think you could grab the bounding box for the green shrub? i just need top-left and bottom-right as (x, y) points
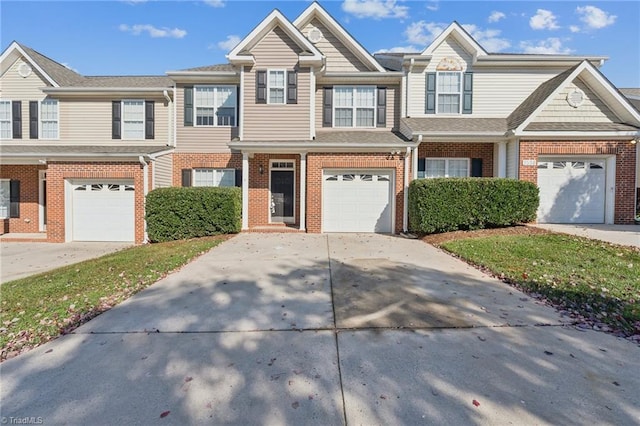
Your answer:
(145, 187), (241, 242)
(408, 178), (539, 234)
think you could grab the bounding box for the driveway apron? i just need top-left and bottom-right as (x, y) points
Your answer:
(1, 233), (638, 425)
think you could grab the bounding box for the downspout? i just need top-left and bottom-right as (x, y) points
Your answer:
(172, 87), (177, 147)
(139, 155), (149, 243)
(405, 58), (414, 118)
(403, 146), (410, 233)
(163, 90), (173, 147)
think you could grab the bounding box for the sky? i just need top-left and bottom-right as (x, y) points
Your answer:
(1, 1), (639, 87)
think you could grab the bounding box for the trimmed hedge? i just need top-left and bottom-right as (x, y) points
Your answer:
(145, 187), (241, 242)
(409, 178), (539, 234)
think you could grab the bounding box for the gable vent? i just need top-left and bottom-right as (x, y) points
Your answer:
(17, 62), (32, 78)
(308, 27), (323, 43)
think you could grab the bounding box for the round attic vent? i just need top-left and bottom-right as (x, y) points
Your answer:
(308, 27), (323, 43)
(17, 62), (32, 78)
(566, 88), (585, 108)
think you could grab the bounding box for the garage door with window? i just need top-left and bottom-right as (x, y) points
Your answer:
(537, 159), (606, 223)
(70, 181), (135, 241)
(322, 170), (393, 233)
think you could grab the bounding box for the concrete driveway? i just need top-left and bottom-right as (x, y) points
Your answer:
(534, 224), (640, 248)
(1, 242), (132, 283)
(1, 234), (638, 425)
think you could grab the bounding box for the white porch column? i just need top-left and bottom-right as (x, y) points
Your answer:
(498, 142), (507, 178)
(412, 146), (419, 179)
(242, 152), (249, 230)
(299, 152), (307, 231)
(403, 148), (410, 233)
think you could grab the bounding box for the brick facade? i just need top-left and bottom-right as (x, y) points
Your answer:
(0, 164), (45, 234)
(418, 142), (494, 177)
(518, 140), (636, 224)
(172, 153), (242, 187)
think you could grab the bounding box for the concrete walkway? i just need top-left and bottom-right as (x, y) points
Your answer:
(1, 234), (638, 425)
(534, 224), (640, 248)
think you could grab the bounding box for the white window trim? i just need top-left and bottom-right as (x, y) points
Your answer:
(269, 159), (296, 224)
(122, 99), (145, 140)
(435, 71), (462, 115)
(194, 85), (237, 127)
(0, 100), (12, 140)
(267, 69), (286, 105)
(192, 168), (236, 187)
(332, 85), (377, 128)
(424, 157), (470, 178)
(39, 99), (59, 140)
(0, 178), (10, 219)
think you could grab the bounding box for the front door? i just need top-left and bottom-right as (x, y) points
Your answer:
(270, 163), (295, 223)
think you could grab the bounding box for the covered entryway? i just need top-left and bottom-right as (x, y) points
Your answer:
(322, 169), (393, 233)
(537, 158), (606, 223)
(69, 180), (135, 241)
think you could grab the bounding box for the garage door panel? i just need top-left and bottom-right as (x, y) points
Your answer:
(537, 159), (606, 224)
(323, 171), (393, 233)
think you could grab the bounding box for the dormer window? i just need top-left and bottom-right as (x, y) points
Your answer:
(437, 72), (461, 114)
(268, 70), (286, 104)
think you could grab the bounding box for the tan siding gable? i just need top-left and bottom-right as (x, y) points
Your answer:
(1, 58), (50, 99)
(301, 19), (370, 72)
(250, 26), (302, 68)
(425, 38), (472, 72)
(175, 84), (236, 153)
(533, 78), (620, 123)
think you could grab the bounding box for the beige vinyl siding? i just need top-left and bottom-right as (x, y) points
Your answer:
(533, 78), (619, 123)
(153, 153), (173, 188)
(314, 83), (400, 131)
(175, 83), (237, 153)
(506, 140), (519, 179)
(0, 58), (50, 140)
(300, 19), (370, 72)
(243, 26), (311, 140)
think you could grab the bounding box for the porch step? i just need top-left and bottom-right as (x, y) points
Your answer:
(245, 225), (305, 233)
(0, 233), (49, 242)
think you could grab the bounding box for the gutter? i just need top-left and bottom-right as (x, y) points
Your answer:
(42, 87), (172, 93)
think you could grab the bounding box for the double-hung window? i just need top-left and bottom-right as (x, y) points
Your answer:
(193, 168), (236, 187)
(423, 158), (469, 178)
(40, 99), (58, 139)
(268, 70), (286, 104)
(334, 86), (376, 128)
(122, 100), (145, 139)
(437, 72), (461, 114)
(0, 100), (12, 139)
(195, 86), (236, 126)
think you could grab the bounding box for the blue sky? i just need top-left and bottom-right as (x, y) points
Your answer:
(2, 1), (638, 87)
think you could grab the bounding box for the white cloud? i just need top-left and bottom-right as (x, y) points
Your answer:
(520, 38), (573, 54)
(530, 9), (560, 30)
(462, 24), (511, 52)
(488, 11), (506, 23)
(122, 0), (147, 4)
(217, 35), (241, 51)
(374, 46), (420, 54)
(119, 24), (187, 39)
(576, 5), (616, 29)
(426, 1), (438, 12)
(404, 21), (447, 45)
(569, 25), (581, 33)
(203, 0), (225, 7)
(341, 0), (408, 20)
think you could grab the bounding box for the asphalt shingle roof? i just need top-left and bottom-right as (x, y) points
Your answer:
(178, 64), (237, 72)
(0, 145), (172, 156)
(401, 117), (508, 134)
(314, 130), (409, 143)
(524, 122), (639, 132)
(18, 43), (86, 86)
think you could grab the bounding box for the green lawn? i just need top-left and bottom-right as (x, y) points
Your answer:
(441, 234), (640, 335)
(0, 236), (228, 360)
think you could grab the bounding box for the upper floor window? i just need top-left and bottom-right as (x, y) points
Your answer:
(39, 99), (58, 139)
(195, 86), (236, 127)
(256, 70), (297, 105)
(268, 70), (286, 104)
(426, 72), (473, 115)
(0, 101), (11, 139)
(193, 168), (236, 187)
(334, 86), (376, 128)
(113, 100), (154, 140)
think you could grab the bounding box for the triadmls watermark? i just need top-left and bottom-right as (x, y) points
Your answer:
(1, 417), (44, 425)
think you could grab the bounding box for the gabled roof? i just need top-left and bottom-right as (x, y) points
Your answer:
(509, 60), (640, 134)
(422, 22), (487, 58)
(293, 2), (385, 72)
(227, 9), (323, 65)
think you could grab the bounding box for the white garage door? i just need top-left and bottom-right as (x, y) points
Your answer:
(537, 159), (606, 223)
(71, 181), (135, 241)
(323, 170), (393, 233)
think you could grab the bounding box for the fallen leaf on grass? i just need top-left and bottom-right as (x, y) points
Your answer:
(472, 399), (480, 407)
(160, 411), (170, 418)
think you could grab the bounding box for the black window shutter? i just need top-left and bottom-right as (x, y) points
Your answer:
(418, 158), (426, 179)
(426, 73), (436, 114)
(471, 158), (483, 177)
(9, 180), (20, 218)
(256, 71), (267, 104)
(29, 101), (38, 139)
(463, 72), (473, 114)
(145, 101), (155, 139)
(322, 87), (333, 127)
(235, 169), (242, 188)
(181, 169), (192, 187)
(12, 101), (22, 139)
(286, 70), (297, 104)
(112, 101), (121, 139)
(184, 86), (193, 126)
(376, 87), (387, 128)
